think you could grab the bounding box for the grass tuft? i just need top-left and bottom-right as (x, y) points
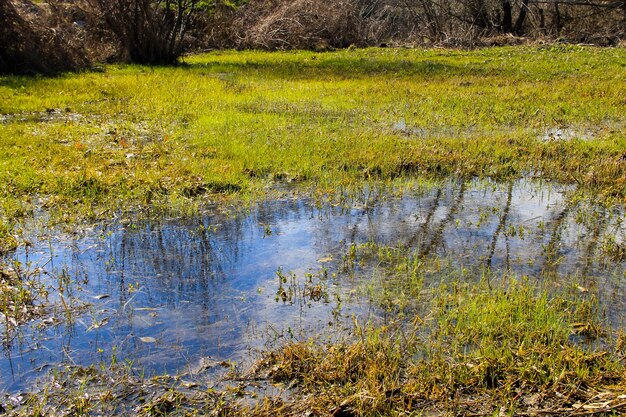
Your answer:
(250, 279), (623, 416)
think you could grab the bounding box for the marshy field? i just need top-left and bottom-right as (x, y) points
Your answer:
(0, 45), (625, 416)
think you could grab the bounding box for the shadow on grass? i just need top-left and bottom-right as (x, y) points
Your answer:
(179, 53), (491, 80)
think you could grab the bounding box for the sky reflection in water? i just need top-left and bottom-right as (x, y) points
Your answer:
(2, 178), (625, 391)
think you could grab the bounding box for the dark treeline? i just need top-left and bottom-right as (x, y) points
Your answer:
(1, 0), (625, 74)
(208, 0), (626, 49)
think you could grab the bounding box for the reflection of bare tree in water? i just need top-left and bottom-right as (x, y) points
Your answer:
(118, 231), (128, 309)
(581, 206), (608, 279)
(108, 199), (318, 314)
(106, 214), (248, 313)
(540, 198), (575, 278)
(485, 182), (514, 270)
(254, 199), (306, 232)
(416, 181), (466, 258)
(408, 187), (443, 249)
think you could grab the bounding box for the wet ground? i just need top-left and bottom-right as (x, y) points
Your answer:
(1, 178), (625, 392)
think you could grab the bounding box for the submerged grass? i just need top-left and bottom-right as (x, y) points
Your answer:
(5, 274), (625, 416)
(0, 260), (47, 335)
(0, 220), (17, 254)
(251, 281), (619, 416)
(0, 45), (625, 229)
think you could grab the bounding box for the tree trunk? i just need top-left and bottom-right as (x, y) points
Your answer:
(501, 0), (513, 33)
(514, 0), (529, 35)
(553, 2), (561, 34)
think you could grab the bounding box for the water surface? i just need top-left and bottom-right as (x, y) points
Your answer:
(2, 178), (624, 391)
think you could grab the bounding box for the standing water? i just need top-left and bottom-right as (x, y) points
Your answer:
(1, 178), (625, 391)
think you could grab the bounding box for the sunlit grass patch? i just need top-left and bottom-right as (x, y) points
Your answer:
(250, 278), (623, 416)
(1, 46), (625, 230)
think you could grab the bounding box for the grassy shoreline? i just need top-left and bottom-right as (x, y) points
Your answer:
(5, 269), (626, 416)
(1, 46), (626, 415)
(1, 46), (625, 232)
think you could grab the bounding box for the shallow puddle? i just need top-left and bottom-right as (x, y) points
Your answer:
(1, 178), (625, 391)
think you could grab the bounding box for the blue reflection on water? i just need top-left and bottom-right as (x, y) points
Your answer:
(1, 179), (624, 391)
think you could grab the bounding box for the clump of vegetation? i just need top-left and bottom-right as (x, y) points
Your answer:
(247, 280), (624, 416)
(0, 220), (17, 254)
(0, 0), (90, 74)
(0, 260), (46, 332)
(0, 0), (240, 73)
(83, 0), (217, 65)
(211, 0), (626, 49)
(1, 363), (226, 416)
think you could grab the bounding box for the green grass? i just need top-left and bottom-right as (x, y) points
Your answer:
(0, 45), (625, 228)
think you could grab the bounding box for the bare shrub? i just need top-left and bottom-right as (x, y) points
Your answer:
(0, 0), (90, 74)
(205, 0), (625, 50)
(83, 0), (206, 65)
(226, 0), (363, 49)
(534, 1), (625, 44)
